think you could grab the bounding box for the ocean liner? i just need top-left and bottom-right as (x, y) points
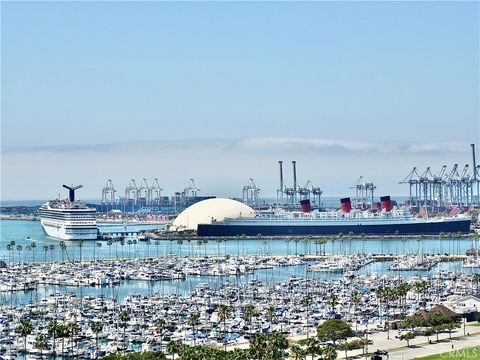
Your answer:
(39, 185), (98, 240)
(197, 197), (471, 237)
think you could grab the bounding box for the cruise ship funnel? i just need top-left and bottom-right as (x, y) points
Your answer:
(300, 199), (311, 213)
(340, 198), (352, 213)
(380, 196), (393, 212)
(62, 184), (83, 202)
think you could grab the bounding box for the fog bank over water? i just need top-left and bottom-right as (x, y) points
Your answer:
(1, 137), (475, 200)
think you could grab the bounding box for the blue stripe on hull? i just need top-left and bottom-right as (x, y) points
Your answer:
(197, 220), (471, 237)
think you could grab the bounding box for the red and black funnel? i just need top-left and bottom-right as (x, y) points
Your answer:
(380, 196), (393, 212)
(300, 199), (311, 213)
(340, 198), (352, 213)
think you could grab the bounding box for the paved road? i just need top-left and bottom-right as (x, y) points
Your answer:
(346, 324), (480, 359)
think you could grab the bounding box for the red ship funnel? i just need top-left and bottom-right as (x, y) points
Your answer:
(300, 199), (311, 213)
(340, 198), (352, 213)
(380, 196), (393, 212)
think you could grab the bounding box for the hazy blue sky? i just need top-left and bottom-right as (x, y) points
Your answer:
(1, 2), (479, 200)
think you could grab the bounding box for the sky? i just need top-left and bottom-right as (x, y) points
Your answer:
(1, 2), (479, 200)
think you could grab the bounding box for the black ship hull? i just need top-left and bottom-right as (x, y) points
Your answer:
(197, 219), (471, 237)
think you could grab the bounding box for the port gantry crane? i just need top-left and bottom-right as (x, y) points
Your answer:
(351, 176), (376, 209)
(101, 179), (117, 211)
(151, 178), (164, 205)
(138, 178), (151, 205)
(184, 178), (199, 199)
(400, 167), (421, 208)
(124, 179), (139, 212)
(242, 178), (260, 207)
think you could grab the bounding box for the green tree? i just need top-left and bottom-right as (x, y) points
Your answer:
(18, 320), (33, 353)
(322, 345), (337, 360)
(249, 332), (288, 360)
(304, 337), (322, 360)
(218, 304), (231, 351)
(244, 304), (257, 337)
(399, 332), (416, 347)
(67, 321), (80, 356)
(34, 334), (49, 357)
(289, 344), (306, 360)
(120, 309), (131, 353)
(267, 304), (276, 330)
(301, 295), (313, 337)
(316, 319), (353, 346)
(337, 339), (362, 360)
(167, 340), (180, 360)
(47, 320), (60, 357)
(156, 318), (166, 353)
(187, 313), (200, 346)
(91, 321), (104, 358)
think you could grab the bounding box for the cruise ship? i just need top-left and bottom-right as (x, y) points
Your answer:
(197, 197), (471, 237)
(39, 185), (98, 240)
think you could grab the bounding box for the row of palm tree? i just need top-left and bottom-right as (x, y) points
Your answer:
(6, 230), (479, 264)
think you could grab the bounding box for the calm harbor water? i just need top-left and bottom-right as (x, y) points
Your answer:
(1, 219), (478, 307)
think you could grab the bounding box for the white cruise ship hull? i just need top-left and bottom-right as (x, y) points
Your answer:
(41, 219), (98, 240)
(39, 200), (98, 241)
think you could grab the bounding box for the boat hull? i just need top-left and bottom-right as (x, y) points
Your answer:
(197, 219), (471, 237)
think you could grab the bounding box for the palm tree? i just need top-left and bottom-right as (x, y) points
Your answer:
(107, 239), (113, 259)
(294, 238), (300, 255)
(127, 239), (133, 258)
(47, 320), (60, 357)
(305, 337), (322, 360)
(301, 295), (313, 337)
(350, 290), (361, 331)
(59, 241), (66, 262)
(322, 345), (337, 360)
(16, 245), (23, 264)
(34, 334), (49, 357)
(8, 241), (15, 262)
(177, 239), (183, 257)
(244, 303), (257, 337)
(267, 305), (276, 330)
(119, 309), (130, 353)
(67, 321), (80, 356)
(155, 240), (161, 258)
(202, 239), (208, 256)
(57, 323), (69, 357)
(167, 340), (179, 360)
(414, 280), (428, 304)
(95, 242), (102, 261)
(156, 318), (166, 352)
(330, 293), (339, 316)
(31, 242), (37, 263)
(218, 304), (231, 351)
(18, 320), (33, 353)
(290, 344), (306, 360)
(90, 321), (104, 358)
(132, 239), (138, 257)
(187, 313), (200, 345)
(26, 245), (31, 263)
(145, 239), (151, 258)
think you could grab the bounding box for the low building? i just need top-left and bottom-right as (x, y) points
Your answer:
(443, 294), (480, 321)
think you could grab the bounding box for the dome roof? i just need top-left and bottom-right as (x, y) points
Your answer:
(172, 198), (255, 231)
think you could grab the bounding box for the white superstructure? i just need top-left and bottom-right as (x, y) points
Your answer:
(39, 185), (97, 240)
